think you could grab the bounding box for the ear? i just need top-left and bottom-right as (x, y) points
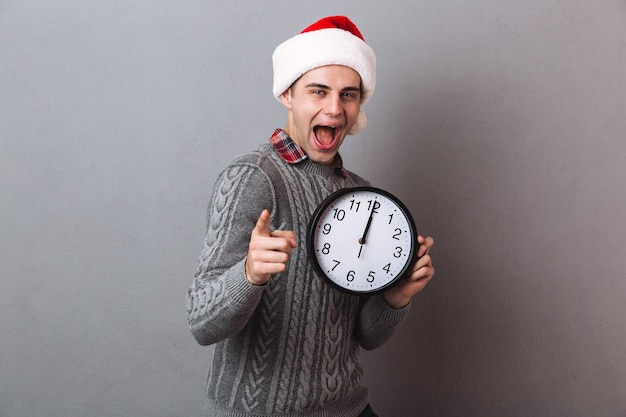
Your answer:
(279, 89), (292, 109)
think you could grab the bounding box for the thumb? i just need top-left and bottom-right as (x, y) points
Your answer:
(253, 209), (271, 237)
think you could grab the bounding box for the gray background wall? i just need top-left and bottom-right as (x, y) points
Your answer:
(1, 1), (625, 416)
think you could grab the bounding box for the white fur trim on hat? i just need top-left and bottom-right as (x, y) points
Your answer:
(348, 109), (367, 135)
(272, 25), (376, 105)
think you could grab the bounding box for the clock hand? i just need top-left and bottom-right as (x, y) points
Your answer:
(359, 212), (374, 245)
(358, 201), (379, 245)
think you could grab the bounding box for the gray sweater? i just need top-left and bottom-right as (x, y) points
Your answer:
(186, 142), (410, 417)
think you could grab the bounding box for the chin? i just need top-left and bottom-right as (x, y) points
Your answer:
(311, 153), (337, 165)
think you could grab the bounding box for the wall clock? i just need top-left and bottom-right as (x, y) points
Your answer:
(307, 186), (418, 295)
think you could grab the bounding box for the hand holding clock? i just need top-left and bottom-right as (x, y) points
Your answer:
(382, 235), (435, 309)
(245, 209), (297, 286)
(245, 195), (435, 307)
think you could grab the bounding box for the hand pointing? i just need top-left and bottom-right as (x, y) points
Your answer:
(245, 209), (297, 285)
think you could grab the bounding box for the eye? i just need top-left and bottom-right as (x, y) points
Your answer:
(341, 91), (359, 100)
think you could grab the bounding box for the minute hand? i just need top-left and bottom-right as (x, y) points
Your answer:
(358, 206), (376, 245)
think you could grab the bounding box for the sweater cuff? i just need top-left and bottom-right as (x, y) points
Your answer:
(372, 294), (411, 325)
(226, 258), (265, 306)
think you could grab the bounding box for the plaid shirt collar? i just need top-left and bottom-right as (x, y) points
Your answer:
(269, 129), (346, 177)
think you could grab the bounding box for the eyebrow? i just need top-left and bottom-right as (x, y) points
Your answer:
(304, 83), (361, 93)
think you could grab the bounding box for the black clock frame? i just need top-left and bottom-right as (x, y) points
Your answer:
(306, 186), (418, 295)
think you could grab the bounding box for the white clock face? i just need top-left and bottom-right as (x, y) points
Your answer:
(307, 187), (417, 294)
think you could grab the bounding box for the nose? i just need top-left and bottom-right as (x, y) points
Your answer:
(324, 94), (342, 117)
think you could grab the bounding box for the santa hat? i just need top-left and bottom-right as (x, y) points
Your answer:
(272, 16), (376, 134)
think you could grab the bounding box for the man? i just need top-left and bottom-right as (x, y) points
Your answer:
(186, 16), (435, 417)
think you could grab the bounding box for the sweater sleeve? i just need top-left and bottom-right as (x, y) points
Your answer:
(186, 161), (276, 346)
(354, 294), (412, 350)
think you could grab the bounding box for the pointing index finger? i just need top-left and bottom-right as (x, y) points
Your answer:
(254, 209), (272, 237)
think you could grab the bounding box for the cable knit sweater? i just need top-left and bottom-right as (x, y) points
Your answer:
(186, 141), (411, 417)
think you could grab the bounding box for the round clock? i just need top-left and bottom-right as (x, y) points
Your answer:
(307, 186), (418, 295)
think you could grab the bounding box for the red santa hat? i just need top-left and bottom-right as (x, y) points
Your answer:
(272, 16), (377, 134)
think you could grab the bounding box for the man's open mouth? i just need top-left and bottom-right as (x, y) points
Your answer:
(313, 126), (340, 149)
